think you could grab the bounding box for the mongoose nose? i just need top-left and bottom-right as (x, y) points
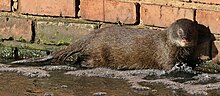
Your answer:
(182, 37), (191, 42)
(182, 39), (187, 43)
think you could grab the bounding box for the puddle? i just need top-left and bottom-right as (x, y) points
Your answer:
(0, 60), (220, 95)
(0, 72), (140, 96)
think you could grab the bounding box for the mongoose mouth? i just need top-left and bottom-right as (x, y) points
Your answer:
(178, 39), (193, 47)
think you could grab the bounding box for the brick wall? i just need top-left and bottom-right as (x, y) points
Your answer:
(0, 0), (220, 62)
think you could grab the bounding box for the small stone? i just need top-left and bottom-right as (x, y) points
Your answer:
(40, 65), (77, 71)
(152, 89), (157, 92)
(93, 92), (107, 96)
(44, 92), (54, 96)
(0, 64), (10, 68)
(131, 86), (150, 91)
(61, 85), (68, 88)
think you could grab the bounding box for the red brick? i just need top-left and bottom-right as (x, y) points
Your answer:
(180, 0), (191, 2)
(141, 4), (194, 27)
(196, 10), (220, 34)
(140, 4), (161, 26)
(18, 0), (76, 17)
(104, 1), (137, 24)
(0, 17), (32, 41)
(81, 0), (137, 24)
(192, 0), (220, 4)
(81, 0), (104, 21)
(0, 0), (11, 11)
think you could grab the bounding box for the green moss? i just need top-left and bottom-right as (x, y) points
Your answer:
(194, 61), (220, 73)
(0, 45), (14, 59)
(18, 48), (48, 59)
(16, 37), (27, 43)
(0, 42), (59, 59)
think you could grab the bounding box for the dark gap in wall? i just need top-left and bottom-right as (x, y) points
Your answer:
(13, 47), (19, 59)
(159, 5), (162, 19)
(31, 21), (36, 43)
(10, 0), (13, 11)
(134, 3), (140, 25)
(75, 0), (80, 18)
(21, 13), (78, 19)
(193, 9), (196, 22)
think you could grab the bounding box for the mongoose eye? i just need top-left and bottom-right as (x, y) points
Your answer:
(177, 29), (183, 35)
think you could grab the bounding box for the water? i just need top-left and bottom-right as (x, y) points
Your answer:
(0, 72), (139, 96)
(0, 59), (220, 96)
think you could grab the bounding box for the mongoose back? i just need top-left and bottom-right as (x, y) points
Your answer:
(12, 19), (198, 70)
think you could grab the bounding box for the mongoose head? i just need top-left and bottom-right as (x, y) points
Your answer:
(167, 18), (198, 47)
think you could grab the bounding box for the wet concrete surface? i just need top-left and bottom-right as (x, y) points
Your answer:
(0, 72), (140, 96)
(0, 62), (220, 96)
(0, 71), (192, 96)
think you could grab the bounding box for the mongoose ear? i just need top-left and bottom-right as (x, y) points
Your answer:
(194, 20), (198, 24)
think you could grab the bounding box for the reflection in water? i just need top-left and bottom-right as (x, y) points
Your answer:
(0, 59), (220, 95)
(0, 72), (140, 96)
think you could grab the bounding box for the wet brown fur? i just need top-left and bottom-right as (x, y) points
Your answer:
(12, 19), (198, 70)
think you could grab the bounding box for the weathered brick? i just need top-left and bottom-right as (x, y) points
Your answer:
(18, 0), (76, 17)
(81, 0), (104, 21)
(179, 0), (191, 2)
(196, 10), (220, 34)
(35, 21), (99, 45)
(81, 0), (137, 24)
(141, 4), (194, 27)
(0, 0), (11, 11)
(0, 17), (32, 41)
(104, 1), (137, 24)
(192, 0), (220, 4)
(140, 4), (161, 26)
